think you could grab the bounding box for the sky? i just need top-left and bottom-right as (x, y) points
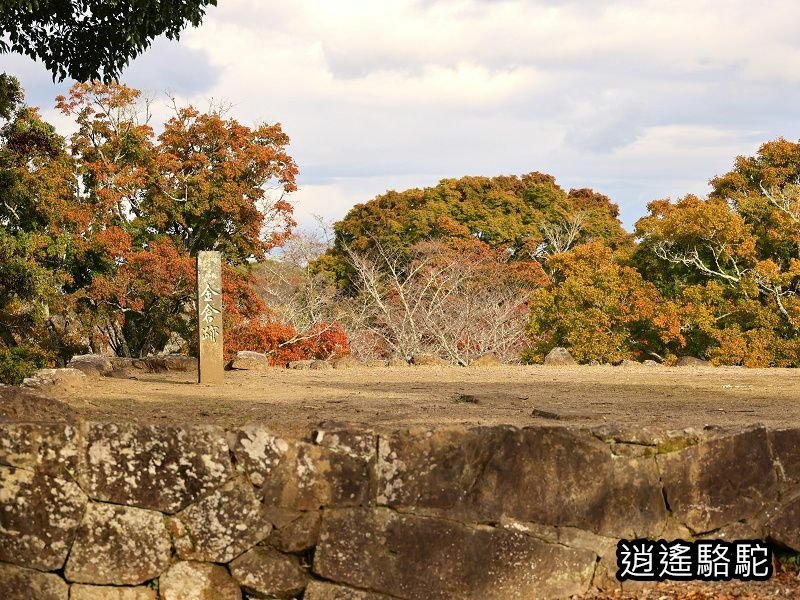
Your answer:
(5, 0), (800, 232)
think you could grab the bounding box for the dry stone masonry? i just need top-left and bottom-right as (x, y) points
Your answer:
(1, 419), (799, 599)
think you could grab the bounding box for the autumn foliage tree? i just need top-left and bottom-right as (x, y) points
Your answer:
(635, 139), (800, 366)
(525, 242), (682, 364)
(0, 79), (325, 381)
(316, 173), (631, 289)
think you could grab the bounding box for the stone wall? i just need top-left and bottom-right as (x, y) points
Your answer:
(1, 420), (798, 599)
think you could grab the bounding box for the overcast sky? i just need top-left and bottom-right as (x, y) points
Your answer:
(6, 0), (800, 231)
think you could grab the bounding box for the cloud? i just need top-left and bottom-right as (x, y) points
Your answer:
(7, 0), (800, 231)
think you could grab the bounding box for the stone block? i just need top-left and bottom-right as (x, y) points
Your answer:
(314, 508), (596, 599)
(264, 507), (321, 552)
(261, 441), (372, 511)
(466, 426), (666, 537)
(0, 562), (68, 600)
(0, 421), (79, 477)
(376, 427), (502, 510)
(768, 495), (800, 552)
(159, 561), (241, 600)
(79, 422), (233, 513)
(304, 582), (397, 600)
(0, 465), (87, 571)
(169, 477), (272, 563)
(70, 584), (157, 600)
(64, 502), (171, 585)
(769, 427), (800, 484)
(658, 427), (778, 533)
(228, 425), (290, 487)
(229, 547), (309, 598)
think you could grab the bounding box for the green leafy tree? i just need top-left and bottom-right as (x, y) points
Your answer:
(0, 0), (218, 81)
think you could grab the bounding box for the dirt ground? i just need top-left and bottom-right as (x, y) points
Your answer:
(18, 363), (800, 437)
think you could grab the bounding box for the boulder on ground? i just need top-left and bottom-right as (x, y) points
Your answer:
(364, 359), (388, 367)
(228, 350), (269, 371)
(288, 359), (314, 370)
(470, 353), (501, 367)
(162, 354), (197, 371)
(332, 356), (362, 369)
(674, 356), (712, 367)
(22, 368), (86, 394)
(642, 359), (662, 367)
(410, 353), (448, 366)
(543, 347), (575, 366)
(614, 359), (642, 368)
(310, 359), (332, 370)
(159, 561), (241, 600)
(67, 354), (113, 377)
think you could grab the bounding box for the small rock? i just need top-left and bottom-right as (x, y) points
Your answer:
(229, 547), (309, 598)
(674, 356), (712, 367)
(332, 356), (362, 369)
(228, 350), (269, 371)
(469, 353), (501, 367)
(543, 347), (575, 366)
(22, 368), (86, 395)
(532, 408), (561, 420)
(70, 584), (157, 600)
(642, 359), (661, 367)
(410, 353), (448, 366)
(310, 359), (332, 370)
(67, 354), (113, 377)
(0, 562), (68, 600)
(159, 561), (242, 600)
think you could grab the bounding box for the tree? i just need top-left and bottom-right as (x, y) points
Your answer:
(526, 242), (682, 364)
(634, 139), (800, 366)
(316, 173), (631, 289)
(51, 81), (299, 357)
(344, 238), (545, 363)
(0, 78), (83, 379)
(0, 0), (218, 81)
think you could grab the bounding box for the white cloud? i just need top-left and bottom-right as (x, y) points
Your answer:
(10, 0), (800, 230)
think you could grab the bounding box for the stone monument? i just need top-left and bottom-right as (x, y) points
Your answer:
(197, 251), (224, 384)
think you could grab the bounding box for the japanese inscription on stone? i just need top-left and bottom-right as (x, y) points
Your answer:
(197, 251), (224, 384)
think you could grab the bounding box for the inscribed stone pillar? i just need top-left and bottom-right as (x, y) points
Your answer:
(197, 251), (224, 384)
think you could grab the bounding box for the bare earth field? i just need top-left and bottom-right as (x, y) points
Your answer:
(38, 363), (800, 437)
